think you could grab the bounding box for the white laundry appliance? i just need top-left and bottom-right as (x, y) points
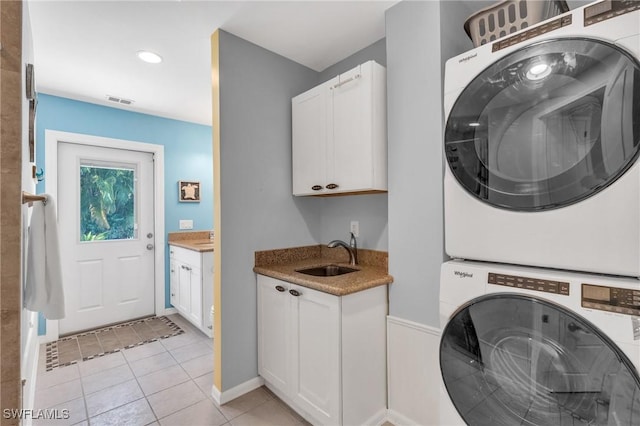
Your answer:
(439, 259), (640, 425)
(443, 1), (640, 276)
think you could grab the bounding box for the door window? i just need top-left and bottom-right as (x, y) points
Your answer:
(80, 163), (136, 241)
(445, 38), (640, 210)
(440, 294), (640, 425)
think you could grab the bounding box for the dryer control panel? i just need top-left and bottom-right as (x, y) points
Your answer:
(582, 283), (640, 316)
(584, 0), (640, 27)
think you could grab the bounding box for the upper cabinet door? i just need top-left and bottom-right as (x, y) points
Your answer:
(292, 61), (387, 196)
(292, 78), (336, 196)
(331, 63), (374, 192)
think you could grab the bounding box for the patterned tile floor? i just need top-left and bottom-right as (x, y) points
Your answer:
(34, 314), (396, 426)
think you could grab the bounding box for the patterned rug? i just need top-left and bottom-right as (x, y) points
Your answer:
(44, 316), (184, 371)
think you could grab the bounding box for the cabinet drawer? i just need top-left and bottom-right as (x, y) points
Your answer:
(169, 245), (202, 267)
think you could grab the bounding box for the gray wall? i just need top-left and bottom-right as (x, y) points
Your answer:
(318, 37), (386, 83)
(386, 0), (445, 327)
(217, 30), (321, 390)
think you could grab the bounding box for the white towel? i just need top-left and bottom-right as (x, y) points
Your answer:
(25, 194), (65, 320)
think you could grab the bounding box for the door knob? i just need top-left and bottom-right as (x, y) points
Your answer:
(146, 244), (154, 250)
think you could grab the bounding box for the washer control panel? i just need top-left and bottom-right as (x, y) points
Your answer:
(582, 284), (640, 316)
(488, 273), (570, 295)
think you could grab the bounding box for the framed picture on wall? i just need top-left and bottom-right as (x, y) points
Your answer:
(179, 180), (200, 202)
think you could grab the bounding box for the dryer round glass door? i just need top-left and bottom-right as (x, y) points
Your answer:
(440, 294), (640, 425)
(445, 38), (640, 211)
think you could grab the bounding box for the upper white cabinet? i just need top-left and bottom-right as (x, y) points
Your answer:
(292, 61), (387, 196)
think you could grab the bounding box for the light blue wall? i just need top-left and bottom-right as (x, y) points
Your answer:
(35, 94), (213, 334)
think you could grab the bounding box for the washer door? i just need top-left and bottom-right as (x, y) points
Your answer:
(440, 294), (640, 425)
(445, 38), (640, 211)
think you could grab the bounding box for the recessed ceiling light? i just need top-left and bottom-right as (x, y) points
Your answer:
(468, 122), (481, 127)
(137, 50), (162, 64)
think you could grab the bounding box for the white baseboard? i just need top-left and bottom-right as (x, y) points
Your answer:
(387, 408), (426, 426)
(211, 376), (265, 406)
(161, 307), (178, 316)
(387, 316), (441, 426)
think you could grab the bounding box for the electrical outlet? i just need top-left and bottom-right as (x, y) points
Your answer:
(179, 219), (193, 230)
(350, 221), (359, 238)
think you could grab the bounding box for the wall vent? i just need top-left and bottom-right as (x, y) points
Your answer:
(106, 95), (134, 105)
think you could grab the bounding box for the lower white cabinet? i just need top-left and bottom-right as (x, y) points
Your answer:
(257, 274), (387, 426)
(169, 245), (213, 337)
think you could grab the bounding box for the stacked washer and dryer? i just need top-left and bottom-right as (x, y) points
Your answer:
(439, 1), (640, 425)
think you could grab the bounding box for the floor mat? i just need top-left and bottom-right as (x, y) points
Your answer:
(44, 316), (184, 371)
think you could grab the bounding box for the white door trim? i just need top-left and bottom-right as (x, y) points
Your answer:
(44, 129), (165, 342)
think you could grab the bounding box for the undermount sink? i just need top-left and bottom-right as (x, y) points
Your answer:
(296, 264), (359, 277)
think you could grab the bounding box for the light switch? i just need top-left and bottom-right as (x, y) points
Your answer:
(179, 220), (193, 230)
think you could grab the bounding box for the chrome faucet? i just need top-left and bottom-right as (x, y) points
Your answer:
(327, 238), (357, 266)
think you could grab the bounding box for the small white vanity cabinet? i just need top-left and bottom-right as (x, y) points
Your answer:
(292, 60), (387, 196)
(169, 245), (213, 337)
(257, 274), (387, 426)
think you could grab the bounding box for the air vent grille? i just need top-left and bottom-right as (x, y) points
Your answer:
(106, 95), (134, 105)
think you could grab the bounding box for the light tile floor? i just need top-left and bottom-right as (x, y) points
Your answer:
(33, 314), (309, 426)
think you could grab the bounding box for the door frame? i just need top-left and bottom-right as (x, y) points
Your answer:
(43, 129), (166, 342)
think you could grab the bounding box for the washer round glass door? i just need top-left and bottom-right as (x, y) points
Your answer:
(445, 38), (640, 211)
(440, 294), (640, 425)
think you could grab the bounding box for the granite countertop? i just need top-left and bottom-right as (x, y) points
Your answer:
(253, 245), (393, 296)
(168, 231), (214, 252)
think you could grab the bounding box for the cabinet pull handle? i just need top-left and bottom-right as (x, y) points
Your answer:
(289, 289), (301, 297)
(332, 74), (360, 89)
(326, 183), (339, 190)
(181, 265), (192, 271)
(275, 285), (286, 292)
(311, 185), (323, 191)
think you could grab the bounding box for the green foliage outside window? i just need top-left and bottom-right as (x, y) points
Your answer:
(80, 166), (135, 241)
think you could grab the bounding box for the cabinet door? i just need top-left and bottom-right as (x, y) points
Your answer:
(188, 266), (202, 327)
(257, 276), (290, 393)
(169, 259), (178, 307)
(330, 63), (373, 193)
(289, 283), (341, 425)
(177, 263), (191, 314)
(292, 78), (336, 195)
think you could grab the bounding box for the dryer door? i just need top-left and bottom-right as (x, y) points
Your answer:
(440, 294), (640, 425)
(445, 38), (640, 211)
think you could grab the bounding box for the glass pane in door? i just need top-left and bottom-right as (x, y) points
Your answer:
(80, 165), (136, 241)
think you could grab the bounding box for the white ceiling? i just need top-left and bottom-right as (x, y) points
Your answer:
(27, 0), (396, 126)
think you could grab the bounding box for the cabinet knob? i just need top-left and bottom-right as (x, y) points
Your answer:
(289, 289), (301, 297)
(275, 285), (286, 292)
(171, 293), (175, 297)
(326, 183), (339, 190)
(311, 185), (323, 191)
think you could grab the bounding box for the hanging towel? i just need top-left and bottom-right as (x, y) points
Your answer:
(25, 194), (65, 320)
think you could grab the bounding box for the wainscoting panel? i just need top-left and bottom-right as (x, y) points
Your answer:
(387, 316), (441, 426)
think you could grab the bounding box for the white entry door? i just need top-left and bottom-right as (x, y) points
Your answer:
(58, 142), (155, 335)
